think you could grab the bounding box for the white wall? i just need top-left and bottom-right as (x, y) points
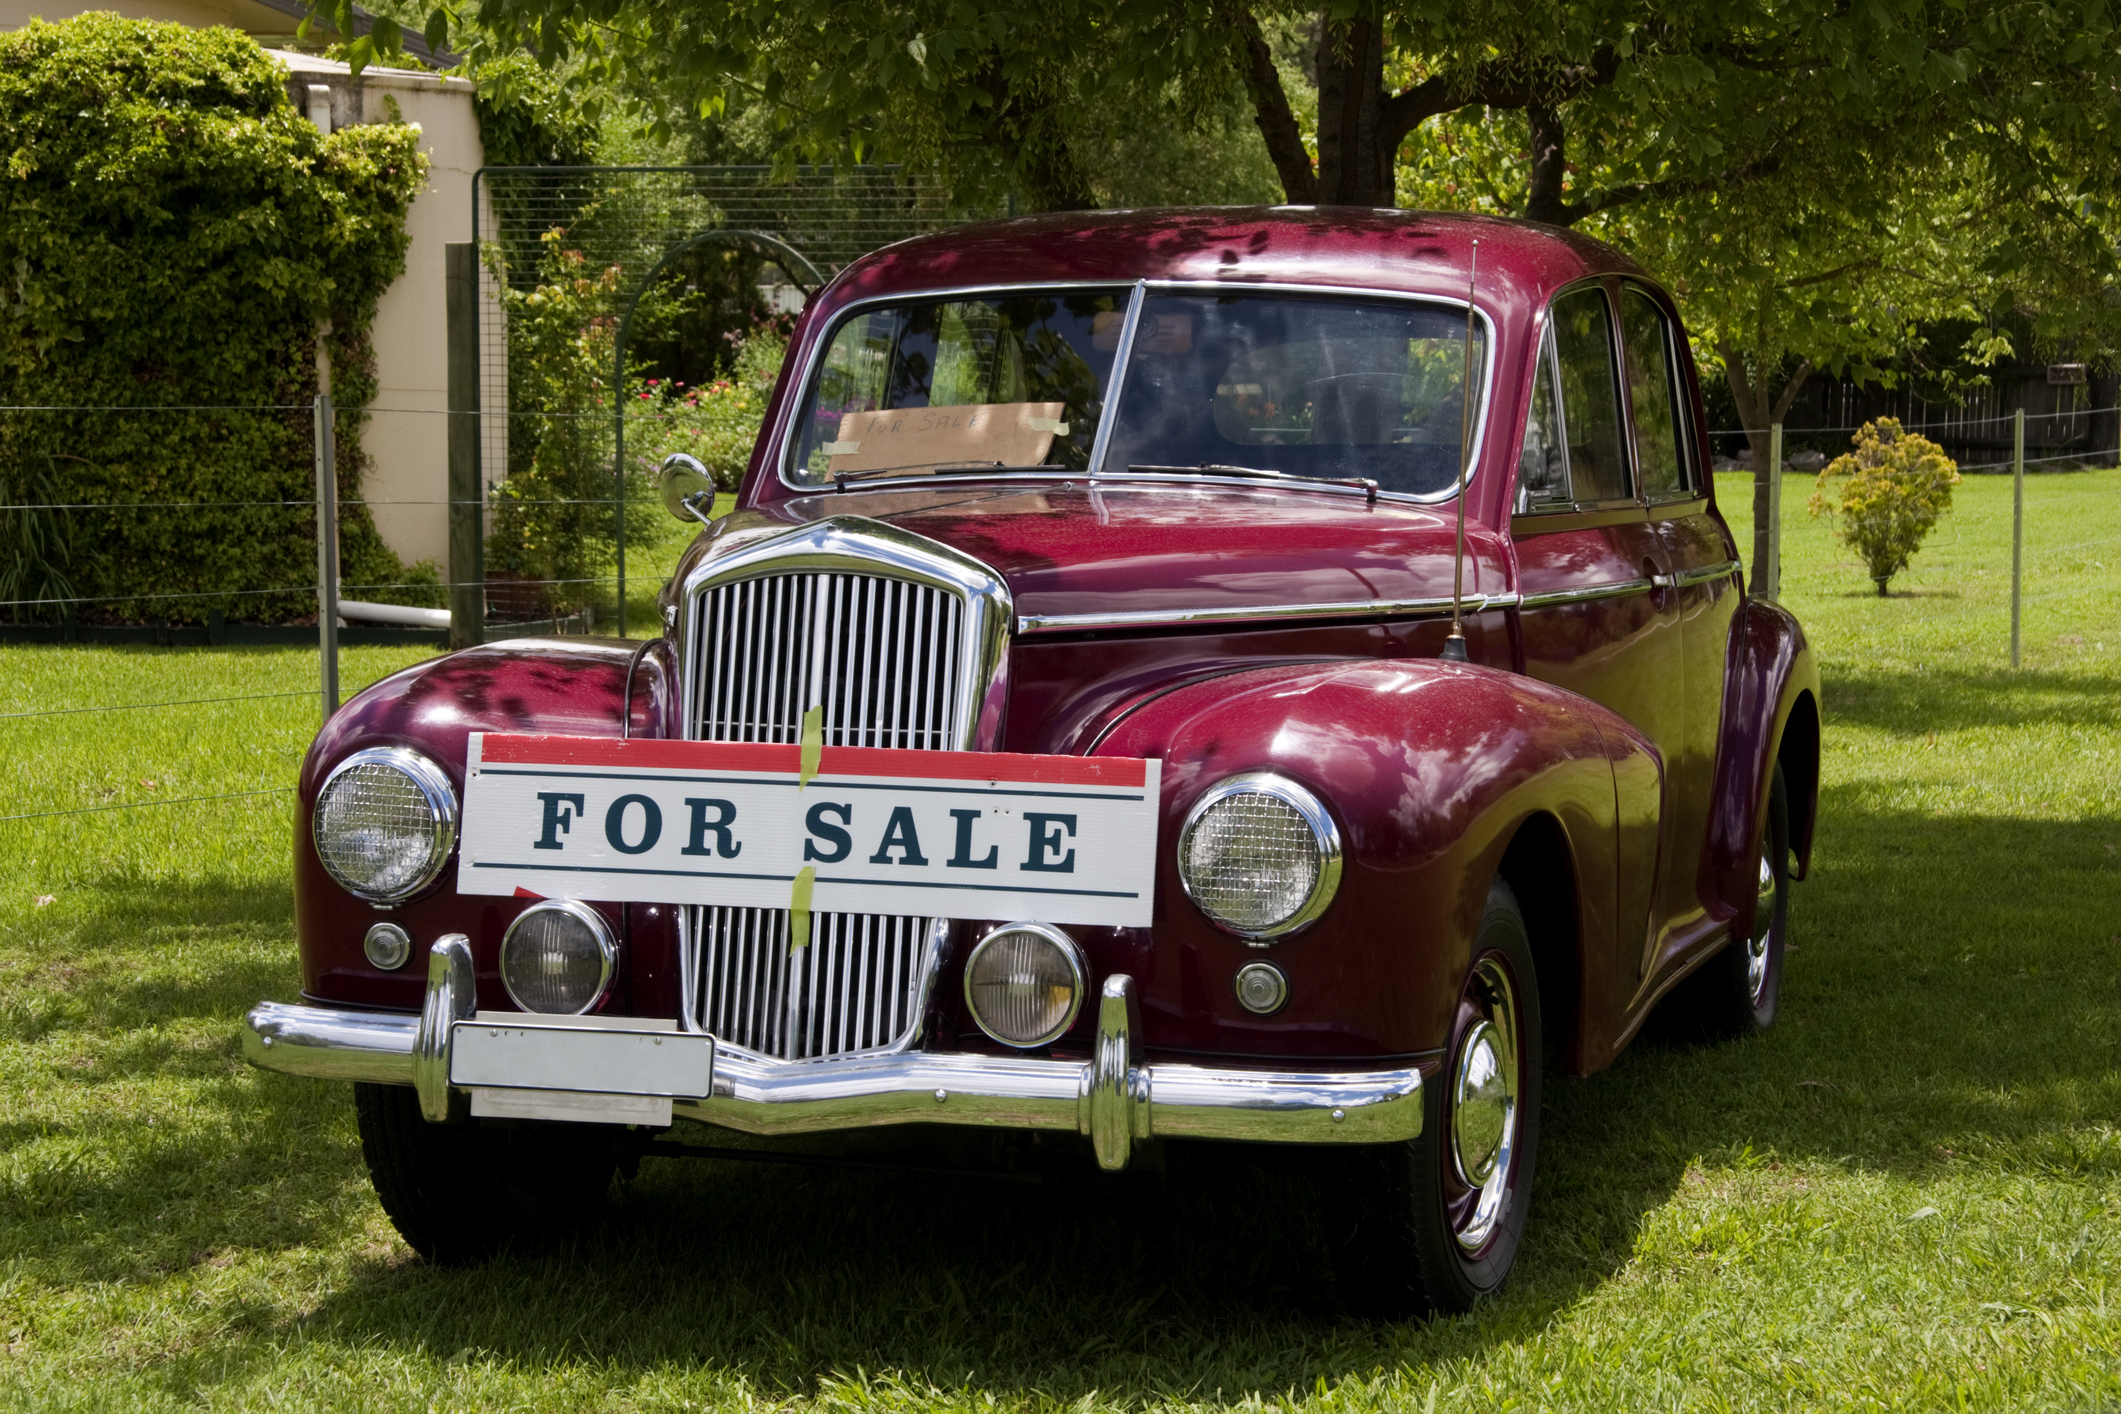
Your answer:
(277, 52), (485, 572)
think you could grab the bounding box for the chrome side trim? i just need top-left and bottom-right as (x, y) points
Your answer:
(1083, 280), (1145, 480)
(1017, 591), (1517, 635)
(1518, 577), (1656, 610)
(242, 975), (1426, 1159)
(1673, 557), (1742, 587)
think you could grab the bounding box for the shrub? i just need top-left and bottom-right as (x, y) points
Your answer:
(0, 15), (427, 623)
(1807, 417), (1961, 595)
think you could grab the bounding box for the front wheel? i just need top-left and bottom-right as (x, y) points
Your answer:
(354, 1083), (621, 1265)
(1321, 877), (1543, 1317)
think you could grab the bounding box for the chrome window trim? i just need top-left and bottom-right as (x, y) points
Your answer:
(498, 898), (618, 1016)
(776, 279), (1498, 507)
(962, 921), (1088, 1050)
(311, 745), (459, 904)
(1619, 280), (1700, 503)
(1517, 577), (1657, 609)
(675, 514), (1014, 755)
(1177, 770), (1345, 943)
(1018, 591), (1517, 635)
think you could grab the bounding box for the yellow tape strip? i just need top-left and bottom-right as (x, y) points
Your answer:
(788, 864), (815, 954)
(798, 703), (823, 789)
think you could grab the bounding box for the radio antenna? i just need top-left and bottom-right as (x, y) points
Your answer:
(1441, 238), (1479, 663)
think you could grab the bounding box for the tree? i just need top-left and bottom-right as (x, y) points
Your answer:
(1807, 418), (1960, 594)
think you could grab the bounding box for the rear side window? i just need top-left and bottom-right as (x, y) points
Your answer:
(1549, 287), (1631, 504)
(1621, 286), (1692, 499)
(1516, 332), (1568, 510)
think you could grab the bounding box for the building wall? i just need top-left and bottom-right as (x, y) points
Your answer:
(279, 51), (485, 572)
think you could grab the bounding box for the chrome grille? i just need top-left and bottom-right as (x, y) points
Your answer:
(690, 906), (936, 1060)
(690, 571), (967, 748)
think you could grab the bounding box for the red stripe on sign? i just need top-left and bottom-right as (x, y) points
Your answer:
(477, 734), (1147, 787)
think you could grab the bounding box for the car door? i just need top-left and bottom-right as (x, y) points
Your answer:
(1510, 281), (1682, 982)
(1617, 283), (1745, 972)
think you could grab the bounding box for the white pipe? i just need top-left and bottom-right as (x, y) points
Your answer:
(338, 599), (451, 629)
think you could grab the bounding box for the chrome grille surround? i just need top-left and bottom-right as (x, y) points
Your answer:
(675, 515), (1013, 1060)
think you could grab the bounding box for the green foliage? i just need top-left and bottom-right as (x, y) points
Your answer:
(623, 319), (791, 492)
(0, 15), (427, 624)
(466, 52), (600, 169)
(1808, 418), (1962, 595)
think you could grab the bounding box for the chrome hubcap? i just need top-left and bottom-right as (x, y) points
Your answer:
(1747, 851), (1778, 1006)
(1449, 959), (1519, 1253)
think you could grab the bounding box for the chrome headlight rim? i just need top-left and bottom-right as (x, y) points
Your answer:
(499, 898), (619, 1016)
(962, 921), (1087, 1050)
(1176, 770), (1344, 943)
(311, 745), (459, 904)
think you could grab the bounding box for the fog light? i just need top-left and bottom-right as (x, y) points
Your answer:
(363, 921), (412, 971)
(963, 922), (1085, 1048)
(1234, 960), (1288, 1015)
(312, 747), (457, 903)
(1177, 772), (1342, 940)
(500, 899), (616, 1015)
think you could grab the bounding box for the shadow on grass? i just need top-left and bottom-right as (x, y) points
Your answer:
(34, 793), (2121, 1397)
(1822, 660), (2121, 735)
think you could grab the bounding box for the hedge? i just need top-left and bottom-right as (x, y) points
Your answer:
(0, 14), (428, 623)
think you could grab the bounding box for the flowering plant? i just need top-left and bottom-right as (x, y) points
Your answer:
(1807, 418), (1960, 595)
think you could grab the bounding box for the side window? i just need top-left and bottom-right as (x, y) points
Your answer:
(1549, 287), (1631, 503)
(1515, 331), (1569, 511)
(1621, 286), (1692, 499)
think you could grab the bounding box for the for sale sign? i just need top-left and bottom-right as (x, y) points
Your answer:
(458, 734), (1161, 928)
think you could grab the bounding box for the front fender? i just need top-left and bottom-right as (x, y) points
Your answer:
(1092, 659), (1657, 1062)
(1703, 597), (1822, 935)
(294, 638), (678, 1015)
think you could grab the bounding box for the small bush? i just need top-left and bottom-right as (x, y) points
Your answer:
(1808, 418), (1961, 595)
(0, 15), (427, 623)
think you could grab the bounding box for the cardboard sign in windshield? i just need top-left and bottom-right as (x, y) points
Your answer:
(823, 400), (1067, 476)
(458, 734), (1160, 929)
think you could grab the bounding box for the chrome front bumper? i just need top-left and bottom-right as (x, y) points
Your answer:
(244, 937), (1423, 1171)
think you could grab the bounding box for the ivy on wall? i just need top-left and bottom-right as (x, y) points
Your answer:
(0, 15), (428, 623)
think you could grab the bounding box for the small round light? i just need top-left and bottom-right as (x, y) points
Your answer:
(500, 899), (617, 1015)
(1234, 960), (1289, 1015)
(363, 921), (412, 971)
(312, 747), (457, 903)
(963, 922), (1085, 1049)
(1177, 772), (1342, 940)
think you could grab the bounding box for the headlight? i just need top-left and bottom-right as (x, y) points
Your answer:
(312, 747), (458, 903)
(1177, 771), (1342, 940)
(962, 922), (1085, 1048)
(500, 899), (617, 1015)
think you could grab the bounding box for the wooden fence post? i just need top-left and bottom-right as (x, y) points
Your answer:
(446, 242), (484, 650)
(315, 391), (339, 718)
(1752, 423), (1783, 599)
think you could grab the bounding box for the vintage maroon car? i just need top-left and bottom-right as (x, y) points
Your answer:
(245, 208), (1819, 1314)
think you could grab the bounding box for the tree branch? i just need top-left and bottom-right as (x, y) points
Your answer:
(1556, 155), (1783, 224)
(1222, 3), (1319, 204)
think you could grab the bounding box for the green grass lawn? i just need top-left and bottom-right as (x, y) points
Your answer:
(1, 470), (2117, 1409)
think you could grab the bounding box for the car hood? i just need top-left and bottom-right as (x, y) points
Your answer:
(677, 480), (1509, 626)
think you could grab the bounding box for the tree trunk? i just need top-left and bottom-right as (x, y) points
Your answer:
(2090, 366), (2120, 468)
(1522, 103), (1570, 225)
(1312, 12), (1395, 206)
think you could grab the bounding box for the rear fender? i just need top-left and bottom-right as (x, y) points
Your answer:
(1093, 660), (1659, 1065)
(1703, 597), (1822, 933)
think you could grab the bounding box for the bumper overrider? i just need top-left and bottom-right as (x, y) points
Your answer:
(244, 937), (1422, 1171)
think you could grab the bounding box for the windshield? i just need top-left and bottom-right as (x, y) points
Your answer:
(787, 289), (1129, 486)
(785, 287), (1485, 497)
(1100, 293), (1485, 497)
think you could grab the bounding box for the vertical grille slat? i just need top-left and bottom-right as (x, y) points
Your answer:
(683, 565), (972, 1060)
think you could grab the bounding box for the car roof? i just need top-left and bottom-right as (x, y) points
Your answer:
(820, 207), (1647, 312)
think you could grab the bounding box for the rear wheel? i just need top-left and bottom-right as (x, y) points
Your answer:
(1322, 877), (1543, 1317)
(1670, 763), (1790, 1039)
(354, 1083), (620, 1265)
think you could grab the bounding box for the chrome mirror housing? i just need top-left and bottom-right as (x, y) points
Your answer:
(659, 453), (717, 524)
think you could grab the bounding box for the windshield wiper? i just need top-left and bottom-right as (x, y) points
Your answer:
(833, 462), (1071, 490)
(1124, 463), (1379, 503)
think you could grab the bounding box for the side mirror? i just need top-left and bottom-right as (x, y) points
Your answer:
(658, 454), (717, 525)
